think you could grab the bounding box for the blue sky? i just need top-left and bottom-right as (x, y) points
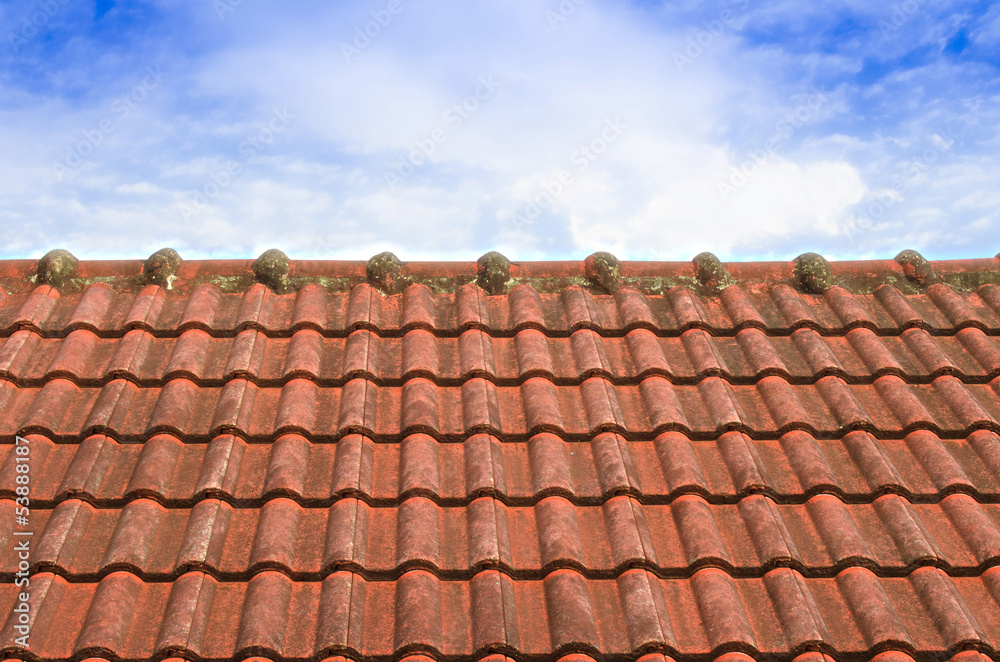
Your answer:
(0, 0), (997, 261)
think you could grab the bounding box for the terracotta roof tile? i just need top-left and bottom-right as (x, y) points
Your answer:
(5, 254), (1000, 662)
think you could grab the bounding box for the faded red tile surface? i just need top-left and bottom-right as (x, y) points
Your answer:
(3, 257), (1000, 662)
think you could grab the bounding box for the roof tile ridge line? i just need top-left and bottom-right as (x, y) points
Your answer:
(14, 420), (1000, 449)
(10, 321), (1000, 340)
(18, 556), (1000, 587)
(8, 251), (1000, 274)
(1, 651), (987, 662)
(5, 423), (997, 448)
(11, 369), (999, 396)
(23, 560), (1000, 589)
(3, 352), (996, 393)
(20, 485), (1000, 516)
(6, 271), (1000, 319)
(8, 340), (1000, 388)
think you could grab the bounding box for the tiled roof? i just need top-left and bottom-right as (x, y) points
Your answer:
(4, 249), (1000, 662)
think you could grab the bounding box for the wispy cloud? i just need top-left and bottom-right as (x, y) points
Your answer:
(0, 0), (996, 261)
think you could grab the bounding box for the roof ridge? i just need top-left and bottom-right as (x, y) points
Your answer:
(1, 249), (998, 295)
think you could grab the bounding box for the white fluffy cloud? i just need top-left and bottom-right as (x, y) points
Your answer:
(0, 0), (996, 260)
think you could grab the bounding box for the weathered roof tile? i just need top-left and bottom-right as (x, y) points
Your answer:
(4, 255), (1000, 662)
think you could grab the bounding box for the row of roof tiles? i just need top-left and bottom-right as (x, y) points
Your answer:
(7, 247), (994, 296)
(5, 492), (1000, 579)
(4, 279), (1000, 336)
(7, 326), (1000, 387)
(5, 430), (999, 505)
(188, 654), (998, 662)
(4, 566), (1000, 658)
(5, 374), (1000, 441)
(5, 255), (1000, 662)
(15, 653), (989, 662)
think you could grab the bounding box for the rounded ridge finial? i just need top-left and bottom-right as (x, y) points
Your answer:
(140, 248), (182, 288)
(366, 251), (405, 294)
(793, 252), (833, 294)
(253, 248), (291, 292)
(36, 249), (78, 288)
(476, 251), (512, 295)
(894, 249), (935, 285)
(692, 252), (733, 291)
(584, 251), (621, 293)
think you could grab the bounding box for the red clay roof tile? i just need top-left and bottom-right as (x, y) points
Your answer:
(4, 254), (1000, 662)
